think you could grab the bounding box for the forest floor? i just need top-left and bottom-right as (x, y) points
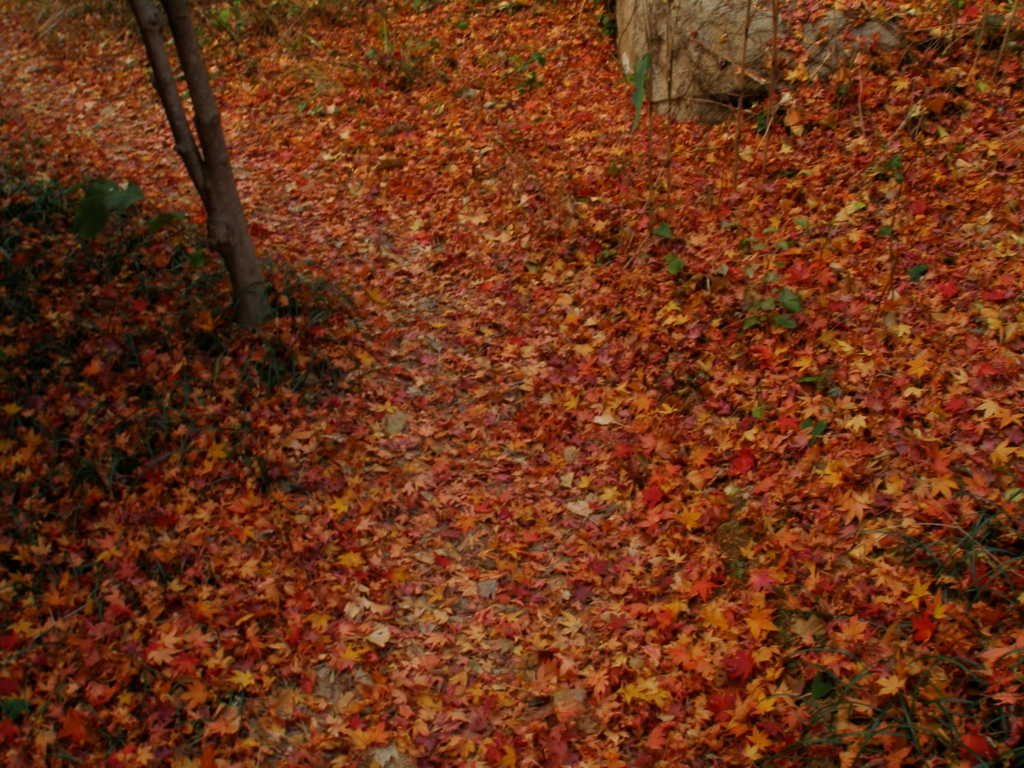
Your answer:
(3, 1), (1024, 766)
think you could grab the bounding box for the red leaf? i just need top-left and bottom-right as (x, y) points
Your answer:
(730, 449), (755, 475)
(58, 710), (90, 745)
(691, 577), (717, 601)
(724, 650), (754, 682)
(982, 289), (1013, 301)
(776, 415), (800, 431)
(976, 362), (1002, 377)
(960, 730), (997, 764)
(748, 569), (776, 591)
(642, 485), (664, 505)
(708, 692), (735, 722)
(943, 397), (968, 413)
(0, 719), (20, 744)
(912, 613), (937, 643)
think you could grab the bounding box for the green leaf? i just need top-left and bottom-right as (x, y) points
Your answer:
(773, 313), (797, 329)
(630, 52), (650, 133)
(72, 180), (143, 240)
(147, 211), (186, 233)
(797, 375), (819, 383)
(794, 217), (809, 229)
(810, 672), (834, 701)
(665, 255), (684, 275)
(653, 222), (672, 239)
(810, 419), (828, 437)
(878, 224), (893, 237)
(800, 417), (815, 430)
(188, 249), (207, 268)
(759, 299), (776, 311)
(908, 264), (928, 282)
(103, 181), (143, 211)
(1, 698), (28, 719)
(742, 316), (763, 330)
(752, 403), (765, 418)
(777, 287), (802, 313)
(72, 193), (110, 240)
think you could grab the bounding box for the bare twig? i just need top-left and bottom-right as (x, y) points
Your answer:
(761, 0), (779, 176)
(732, 0), (753, 188)
(996, 0), (1021, 74)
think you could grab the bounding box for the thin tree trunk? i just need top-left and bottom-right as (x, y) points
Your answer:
(127, 0), (271, 327)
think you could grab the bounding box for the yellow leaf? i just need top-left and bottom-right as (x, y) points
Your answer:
(990, 440), (1017, 467)
(206, 442), (227, 461)
(975, 399), (1004, 420)
(703, 605), (729, 632)
(328, 496), (350, 514)
(748, 726), (772, 752)
(930, 476), (959, 499)
(619, 677), (670, 709)
(1, 403), (20, 416)
(147, 644), (178, 666)
(339, 645), (366, 662)
(181, 680), (208, 711)
(338, 551), (364, 567)
(905, 580), (930, 608)
(845, 414), (867, 433)
(9, 619), (34, 636)
(228, 669), (256, 690)
(306, 613), (332, 631)
(746, 607), (779, 640)
(907, 357), (930, 376)
(877, 674), (905, 696)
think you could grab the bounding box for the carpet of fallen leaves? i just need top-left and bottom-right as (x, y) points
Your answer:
(3, 0), (1024, 766)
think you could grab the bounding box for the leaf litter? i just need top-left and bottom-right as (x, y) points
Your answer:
(2, 0), (1024, 766)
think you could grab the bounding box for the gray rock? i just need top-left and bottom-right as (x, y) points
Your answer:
(617, 0), (902, 123)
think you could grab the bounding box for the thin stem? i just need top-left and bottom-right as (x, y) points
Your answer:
(732, 0), (753, 188)
(996, 0), (1021, 74)
(761, 0), (779, 177)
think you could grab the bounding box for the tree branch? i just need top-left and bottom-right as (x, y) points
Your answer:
(159, 0), (234, 185)
(125, 0), (208, 203)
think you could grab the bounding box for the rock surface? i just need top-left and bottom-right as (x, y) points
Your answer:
(617, 0), (902, 123)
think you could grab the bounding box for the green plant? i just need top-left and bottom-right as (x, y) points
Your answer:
(743, 285), (803, 329)
(366, 19), (441, 91)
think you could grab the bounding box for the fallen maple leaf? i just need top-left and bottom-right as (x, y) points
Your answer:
(912, 613), (937, 643)
(724, 649), (754, 682)
(746, 607), (779, 640)
(228, 669), (256, 690)
(181, 679), (208, 711)
(206, 706), (240, 736)
(877, 674), (905, 696)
